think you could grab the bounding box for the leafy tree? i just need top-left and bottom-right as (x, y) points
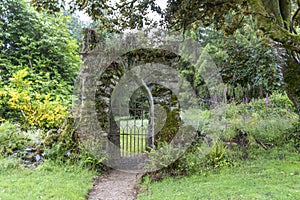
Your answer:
(0, 0), (81, 89)
(0, 0), (81, 124)
(31, 0), (300, 113)
(198, 16), (284, 99)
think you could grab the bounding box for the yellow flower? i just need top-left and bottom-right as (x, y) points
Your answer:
(35, 93), (41, 99)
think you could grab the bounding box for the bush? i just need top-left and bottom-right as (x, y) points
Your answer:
(286, 121), (300, 151)
(145, 137), (234, 177)
(144, 142), (184, 174)
(203, 141), (233, 169)
(0, 122), (27, 156)
(170, 139), (208, 175)
(221, 92), (298, 159)
(0, 119), (106, 171)
(1, 69), (68, 129)
(42, 117), (107, 171)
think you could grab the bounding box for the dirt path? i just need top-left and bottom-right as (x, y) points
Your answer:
(87, 170), (143, 200)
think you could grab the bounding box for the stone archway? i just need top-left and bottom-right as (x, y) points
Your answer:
(74, 32), (225, 172)
(94, 49), (186, 168)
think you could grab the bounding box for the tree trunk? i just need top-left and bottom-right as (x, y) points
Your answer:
(282, 54), (300, 116)
(248, 0), (300, 116)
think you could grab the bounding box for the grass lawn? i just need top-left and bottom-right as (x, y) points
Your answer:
(138, 149), (300, 200)
(0, 160), (96, 200)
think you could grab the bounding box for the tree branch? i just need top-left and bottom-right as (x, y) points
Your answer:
(248, 0), (300, 53)
(279, 0), (292, 30)
(291, 7), (300, 34)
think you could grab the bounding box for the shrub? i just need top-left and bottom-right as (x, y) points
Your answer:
(42, 117), (107, 171)
(203, 141), (233, 169)
(222, 92), (298, 158)
(0, 122), (27, 156)
(247, 92), (296, 118)
(145, 137), (234, 177)
(2, 68), (68, 129)
(171, 139), (208, 175)
(144, 142), (184, 174)
(0, 119), (106, 171)
(286, 121), (300, 151)
(0, 121), (45, 167)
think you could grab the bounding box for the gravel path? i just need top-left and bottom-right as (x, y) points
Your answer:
(87, 170), (143, 200)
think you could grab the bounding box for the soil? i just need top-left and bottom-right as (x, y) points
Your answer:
(87, 170), (143, 200)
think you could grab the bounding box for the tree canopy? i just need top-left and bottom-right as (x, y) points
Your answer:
(30, 0), (300, 112)
(29, 0), (300, 50)
(0, 0), (81, 127)
(0, 0), (81, 88)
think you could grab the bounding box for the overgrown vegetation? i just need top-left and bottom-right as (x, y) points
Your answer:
(142, 92), (299, 182)
(197, 16), (285, 99)
(0, 0), (103, 167)
(1, 0), (300, 199)
(0, 1), (104, 199)
(0, 0), (80, 124)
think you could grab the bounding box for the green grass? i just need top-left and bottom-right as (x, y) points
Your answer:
(138, 149), (300, 200)
(0, 160), (96, 200)
(120, 134), (147, 156)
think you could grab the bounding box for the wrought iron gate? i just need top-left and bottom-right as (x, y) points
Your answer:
(118, 107), (148, 157)
(108, 102), (149, 160)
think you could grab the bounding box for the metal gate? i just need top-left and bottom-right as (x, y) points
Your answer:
(108, 102), (149, 160)
(118, 107), (148, 157)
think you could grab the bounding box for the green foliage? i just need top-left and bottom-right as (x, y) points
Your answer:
(29, 0), (300, 52)
(42, 117), (106, 171)
(0, 0), (107, 172)
(203, 141), (233, 169)
(0, 118), (106, 171)
(0, 0), (81, 84)
(158, 92), (298, 176)
(198, 17), (284, 99)
(225, 92), (296, 120)
(0, 121), (45, 168)
(29, 0), (300, 111)
(145, 138), (233, 177)
(286, 121), (300, 151)
(0, 0), (81, 123)
(173, 141), (203, 175)
(170, 140), (233, 176)
(0, 122), (28, 156)
(222, 92), (298, 159)
(65, 11), (86, 49)
(144, 142), (183, 173)
(0, 69), (69, 129)
(0, 158), (22, 173)
(0, 0), (81, 130)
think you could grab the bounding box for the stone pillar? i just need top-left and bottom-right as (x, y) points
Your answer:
(108, 111), (120, 166)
